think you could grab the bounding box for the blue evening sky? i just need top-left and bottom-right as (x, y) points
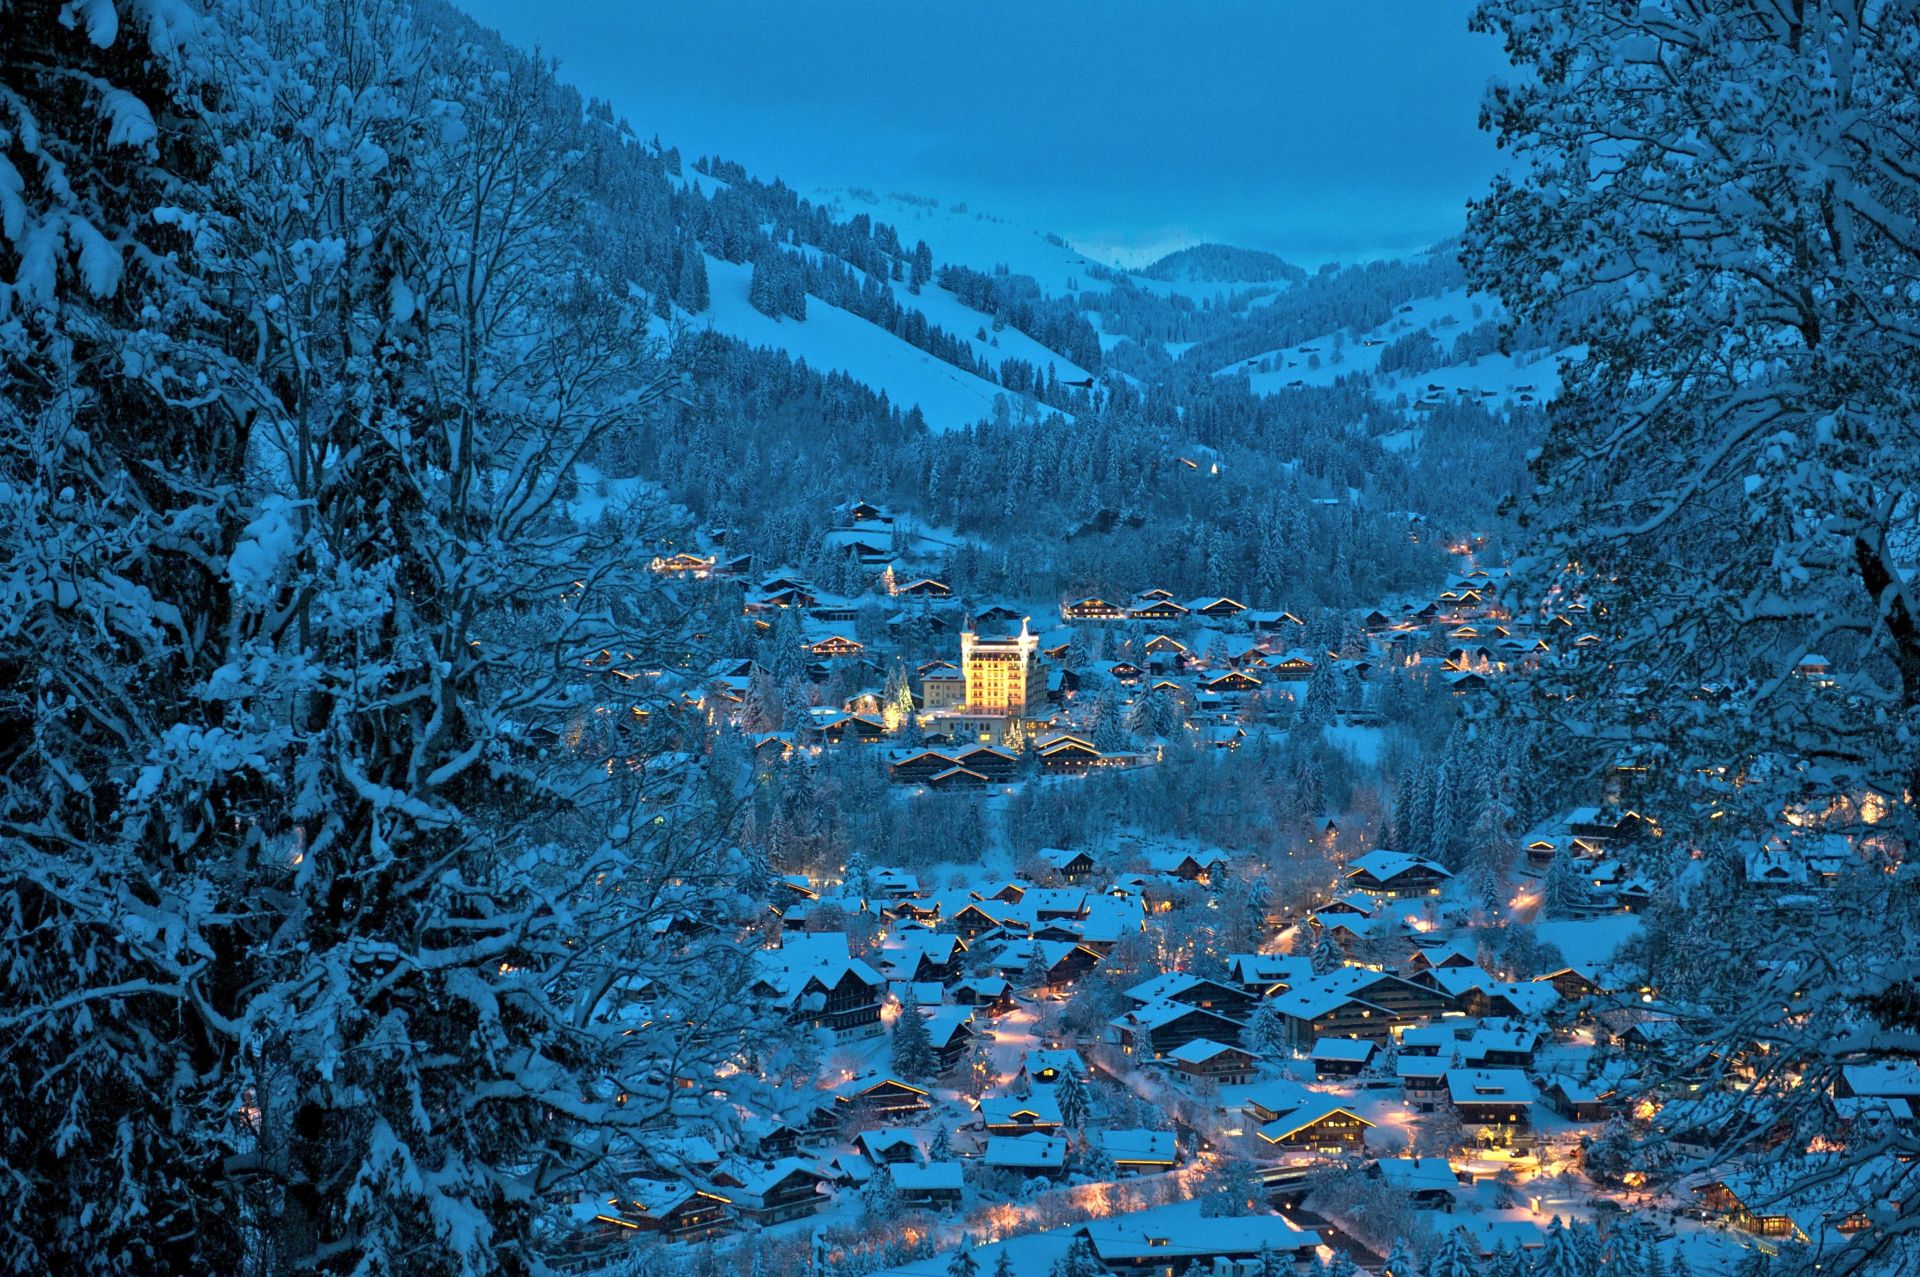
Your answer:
(457, 1), (1505, 267)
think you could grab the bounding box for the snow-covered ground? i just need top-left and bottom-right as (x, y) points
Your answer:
(693, 255), (1026, 433)
(1212, 286), (1579, 408)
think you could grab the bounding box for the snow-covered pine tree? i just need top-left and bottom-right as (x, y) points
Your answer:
(1468, 6), (1920, 1267)
(748, 250), (780, 317)
(1381, 1238), (1423, 1277)
(1243, 998), (1289, 1058)
(1424, 1228), (1481, 1277)
(1055, 1065), (1090, 1129)
(946, 1234), (980, 1277)
(1540, 848), (1585, 920)
(678, 245), (710, 313)
(892, 986), (935, 1080)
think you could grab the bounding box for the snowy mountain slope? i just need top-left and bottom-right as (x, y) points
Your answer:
(811, 187), (1291, 304)
(694, 255), (1028, 432)
(1212, 286), (1576, 407)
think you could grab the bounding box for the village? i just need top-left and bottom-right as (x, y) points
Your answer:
(562, 501), (1905, 1276)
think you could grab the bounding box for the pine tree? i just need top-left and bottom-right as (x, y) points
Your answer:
(1056, 1067), (1091, 1129)
(1022, 944), (1053, 992)
(678, 245), (710, 312)
(892, 986), (935, 1080)
(1541, 849), (1586, 920)
(946, 1234), (980, 1277)
(749, 251), (780, 317)
(1425, 1228), (1481, 1277)
(993, 1251), (1016, 1277)
(1382, 1238), (1423, 1277)
(1309, 924), (1343, 975)
(1243, 998), (1290, 1058)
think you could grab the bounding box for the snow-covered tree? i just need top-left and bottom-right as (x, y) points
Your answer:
(1055, 1067), (1090, 1129)
(1, 7), (769, 1273)
(1381, 1238), (1423, 1277)
(1540, 848), (1586, 920)
(1424, 1228), (1481, 1277)
(892, 986), (936, 1080)
(946, 1234), (980, 1277)
(1243, 998), (1290, 1058)
(1467, 7), (1920, 1267)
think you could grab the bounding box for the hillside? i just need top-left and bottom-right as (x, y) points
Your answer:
(1138, 242), (1306, 285)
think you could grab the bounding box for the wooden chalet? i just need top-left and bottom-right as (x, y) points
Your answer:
(1063, 596), (1126, 621)
(1167, 1039), (1257, 1086)
(1111, 1000), (1245, 1059)
(707, 1159), (829, 1225)
(1256, 1098), (1374, 1153)
(1344, 849), (1452, 899)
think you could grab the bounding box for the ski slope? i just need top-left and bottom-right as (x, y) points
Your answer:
(695, 255), (1030, 433)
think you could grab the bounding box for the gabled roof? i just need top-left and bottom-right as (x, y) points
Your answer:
(1256, 1096), (1374, 1142)
(982, 1133), (1067, 1170)
(1346, 848), (1453, 882)
(1167, 1037), (1251, 1065)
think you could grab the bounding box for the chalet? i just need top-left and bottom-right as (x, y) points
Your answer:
(889, 1162), (964, 1208)
(1446, 1068), (1534, 1130)
(837, 499), (892, 524)
(979, 1092), (1063, 1136)
(1128, 593), (1189, 623)
(951, 744), (1020, 783)
(836, 1074), (931, 1119)
(1344, 849), (1452, 899)
(897, 577), (951, 597)
(1037, 737), (1112, 772)
(648, 551), (717, 577)
(1022, 888), (1090, 921)
(855, 1128), (925, 1166)
(1097, 1129), (1179, 1174)
(1835, 1060), (1920, 1103)
(752, 934), (884, 1037)
(707, 1158), (828, 1225)
(1110, 1001), (1246, 1059)
(1226, 952), (1314, 998)
(889, 749), (962, 785)
(1312, 1037), (1376, 1079)
(1124, 972), (1257, 1020)
(1063, 596), (1126, 621)
(1166, 1039), (1257, 1086)
(878, 933), (963, 985)
(1270, 968), (1455, 1048)
(1256, 1097), (1374, 1153)
(1203, 669), (1263, 694)
(1369, 1158), (1463, 1211)
(949, 976), (1016, 1016)
(983, 1134), (1067, 1177)
(1186, 596), (1249, 621)
(1540, 1076), (1615, 1123)
(1266, 650), (1316, 680)
(1398, 1056), (1451, 1111)
(1040, 846), (1098, 885)
(584, 1184), (724, 1247)
(1694, 1179), (1808, 1241)
(924, 1007), (977, 1074)
(1535, 965), (1612, 1000)
(1143, 848), (1228, 883)
(991, 939), (1101, 988)
(1018, 1050), (1086, 1088)
(1443, 670), (1491, 694)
